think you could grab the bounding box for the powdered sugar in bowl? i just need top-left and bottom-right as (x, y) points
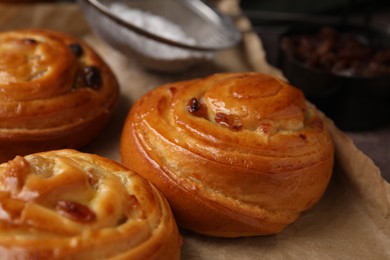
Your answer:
(78, 0), (241, 72)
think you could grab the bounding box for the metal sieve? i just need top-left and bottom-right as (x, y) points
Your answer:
(78, 0), (242, 72)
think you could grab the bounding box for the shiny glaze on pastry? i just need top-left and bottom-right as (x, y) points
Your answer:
(0, 29), (118, 162)
(121, 72), (334, 237)
(0, 149), (181, 259)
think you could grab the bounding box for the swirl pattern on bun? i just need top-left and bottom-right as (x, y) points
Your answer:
(0, 29), (118, 162)
(0, 149), (181, 259)
(121, 72), (334, 237)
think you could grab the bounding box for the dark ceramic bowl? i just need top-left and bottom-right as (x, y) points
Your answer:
(278, 24), (390, 130)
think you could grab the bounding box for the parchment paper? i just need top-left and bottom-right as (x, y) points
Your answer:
(1, 2), (389, 259)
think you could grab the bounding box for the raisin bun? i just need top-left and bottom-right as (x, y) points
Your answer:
(120, 72), (334, 237)
(0, 149), (182, 259)
(0, 29), (118, 163)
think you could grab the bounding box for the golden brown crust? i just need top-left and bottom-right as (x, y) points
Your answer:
(120, 72), (334, 237)
(0, 149), (182, 259)
(0, 29), (119, 163)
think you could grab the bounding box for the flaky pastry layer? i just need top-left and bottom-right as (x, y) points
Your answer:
(121, 72), (334, 237)
(0, 149), (181, 259)
(0, 29), (119, 162)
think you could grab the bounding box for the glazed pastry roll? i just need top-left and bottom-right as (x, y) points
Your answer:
(121, 72), (334, 237)
(0, 29), (119, 163)
(0, 149), (182, 259)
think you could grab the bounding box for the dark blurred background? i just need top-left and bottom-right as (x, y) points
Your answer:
(240, 0), (390, 66)
(241, 0), (389, 13)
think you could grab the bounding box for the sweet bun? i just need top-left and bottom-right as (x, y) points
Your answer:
(0, 29), (118, 163)
(120, 72), (334, 237)
(0, 149), (181, 259)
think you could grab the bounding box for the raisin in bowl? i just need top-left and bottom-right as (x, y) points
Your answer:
(279, 25), (390, 130)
